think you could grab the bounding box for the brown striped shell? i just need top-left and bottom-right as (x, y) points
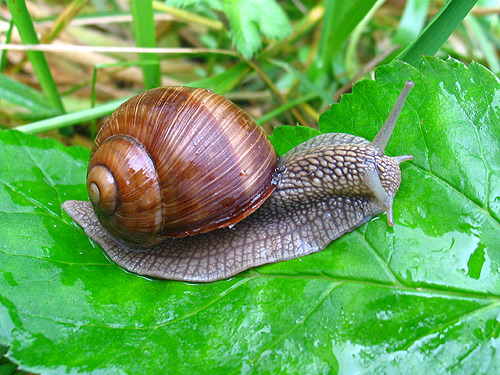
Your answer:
(87, 87), (277, 245)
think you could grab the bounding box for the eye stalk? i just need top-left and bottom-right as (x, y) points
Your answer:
(371, 80), (414, 153)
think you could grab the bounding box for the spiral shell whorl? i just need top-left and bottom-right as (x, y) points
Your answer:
(87, 135), (164, 244)
(87, 165), (117, 216)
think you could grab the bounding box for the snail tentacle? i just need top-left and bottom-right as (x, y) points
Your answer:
(371, 80), (414, 153)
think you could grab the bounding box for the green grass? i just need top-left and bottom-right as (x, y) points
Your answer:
(129, 0), (161, 89)
(399, 0), (479, 66)
(0, 0), (494, 133)
(5, 0), (65, 113)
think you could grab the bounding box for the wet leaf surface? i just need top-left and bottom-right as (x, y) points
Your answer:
(1, 57), (499, 374)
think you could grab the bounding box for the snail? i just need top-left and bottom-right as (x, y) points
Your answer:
(63, 81), (414, 282)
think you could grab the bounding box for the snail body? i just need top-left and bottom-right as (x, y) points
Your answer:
(63, 82), (414, 282)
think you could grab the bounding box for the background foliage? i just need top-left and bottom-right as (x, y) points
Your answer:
(0, 0), (500, 374)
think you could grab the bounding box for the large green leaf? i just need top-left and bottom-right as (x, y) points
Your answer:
(1, 57), (499, 374)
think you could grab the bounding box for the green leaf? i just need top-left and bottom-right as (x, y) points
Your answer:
(1, 57), (500, 374)
(0, 343), (23, 375)
(268, 125), (320, 156)
(320, 57), (500, 294)
(222, 0), (291, 58)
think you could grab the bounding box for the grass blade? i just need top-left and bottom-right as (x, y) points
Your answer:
(152, 1), (223, 30)
(398, 0), (479, 66)
(256, 92), (318, 126)
(323, 0), (377, 58)
(5, 0), (65, 113)
(316, 0), (351, 77)
(393, 0), (431, 46)
(466, 15), (500, 73)
(187, 63), (251, 94)
(311, 0), (377, 80)
(130, 0), (161, 89)
(270, 59), (332, 105)
(15, 99), (127, 134)
(0, 19), (14, 72)
(0, 73), (57, 116)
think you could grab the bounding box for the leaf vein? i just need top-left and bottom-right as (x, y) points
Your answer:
(231, 282), (341, 373)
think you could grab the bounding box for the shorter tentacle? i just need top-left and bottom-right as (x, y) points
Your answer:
(393, 155), (413, 164)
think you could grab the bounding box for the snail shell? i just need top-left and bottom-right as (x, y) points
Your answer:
(63, 81), (414, 282)
(86, 87), (277, 245)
